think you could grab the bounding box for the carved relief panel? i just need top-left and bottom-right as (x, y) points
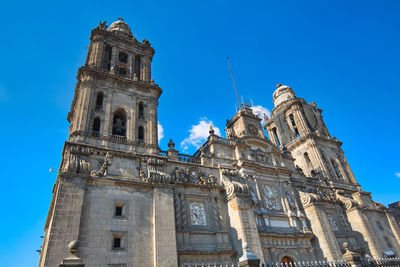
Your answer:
(189, 202), (207, 226)
(263, 184), (282, 210)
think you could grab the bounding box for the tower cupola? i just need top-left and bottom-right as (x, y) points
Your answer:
(107, 18), (135, 39)
(273, 83), (296, 107)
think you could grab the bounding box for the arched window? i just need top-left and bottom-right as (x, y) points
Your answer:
(138, 102), (144, 119)
(95, 92), (104, 110)
(134, 55), (141, 80)
(289, 114), (300, 138)
(138, 125), (144, 142)
(272, 127), (281, 148)
(118, 52), (128, 63)
(281, 256), (295, 266)
(103, 45), (112, 71)
(92, 117), (100, 137)
(112, 108), (127, 138)
(331, 159), (343, 179)
(304, 152), (312, 167)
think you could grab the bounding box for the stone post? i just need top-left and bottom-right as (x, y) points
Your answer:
(59, 240), (84, 267)
(167, 139), (179, 161)
(342, 242), (361, 267)
(239, 242), (260, 267)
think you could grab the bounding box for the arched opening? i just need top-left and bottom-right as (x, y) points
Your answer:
(134, 55), (141, 80)
(331, 159), (343, 179)
(92, 117), (100, 137)
(272, 127), (281, 148)
(118, 52), (128, 63)
(304, 152), (312, 168)
(95, 92), (104, 110)
(281, 256), (295, 266)
(289, 114), (300, 138)
(138, 125), (144, 143)
(138, 102), (144, 119)
(103, 45), (112, 71)
(112, 108), (127, 138)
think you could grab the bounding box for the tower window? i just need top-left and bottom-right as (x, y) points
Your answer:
(118, 52), (128, 63)
(138, 126), (144, 142)
(92, 117), (101, 137)
(118, 66), (127, 76)
(331, 159), (343, 179)
(95, 92), (104, 110)
(138, 102), (144, 119)
(112, 108), (127, 138)
(103, 45), (112, 71)
(304, 152), (312, 167)
(134, 55), (141, 80)
(272, 127), (281, 148)
(289, 114), (296, 126)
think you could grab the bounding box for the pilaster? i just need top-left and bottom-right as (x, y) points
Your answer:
(153, 187), (178, 267)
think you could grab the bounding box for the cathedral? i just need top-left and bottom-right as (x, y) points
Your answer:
(38, 19), (400, 267)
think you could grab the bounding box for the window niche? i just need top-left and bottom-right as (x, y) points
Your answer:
(95, 92), (104, 111)
(138, 102), (144, 119)
(103, 45), (112, 71)
(114, 202), (127, 218)
(92, 117), (101, 137)
(112, 108), (127, 139)
(111, 232), (126, 250)
(118, 52), (128, 63)
(137, 125), (144, 143)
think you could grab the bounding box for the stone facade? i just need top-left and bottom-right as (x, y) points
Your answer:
(38, 19), (400, 267)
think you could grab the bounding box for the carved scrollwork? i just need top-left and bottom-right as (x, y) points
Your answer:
(90, 152), (112, 177)
(335, 191), (359, 210)
(299, 191), (321, 205)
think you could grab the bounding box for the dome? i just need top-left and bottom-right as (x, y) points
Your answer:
(273, 83), (296, 107)
(107, 19), (134, 39)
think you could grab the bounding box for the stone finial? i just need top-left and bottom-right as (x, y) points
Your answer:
(276, 83), (282, 88)
(59, 240), (84, 267)
(239, 242), (260, 267)
(209, 125), (215, 135)
(342, 242), (361, 267)
(118, 17), (124, 21)
(168, 139), (175, 149)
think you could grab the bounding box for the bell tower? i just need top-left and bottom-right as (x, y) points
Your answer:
(264, 84), (358, 186)
(67, 18), (161, 154)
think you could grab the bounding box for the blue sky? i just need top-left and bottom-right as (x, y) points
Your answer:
(0, 0), (399, 266)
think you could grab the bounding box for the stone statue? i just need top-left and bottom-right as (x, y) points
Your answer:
(97, 20), (107, 30)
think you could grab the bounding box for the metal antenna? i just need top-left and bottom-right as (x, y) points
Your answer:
(227, 57), (241, 109)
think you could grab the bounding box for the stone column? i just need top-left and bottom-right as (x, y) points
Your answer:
(153, 187), (178, 267)
(102, 91), (113, 138)
(300, 197), (341, 260)
(345, 207), (382, 258)
(110, 47), (117, 74)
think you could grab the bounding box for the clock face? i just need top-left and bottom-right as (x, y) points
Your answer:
(304, 105), (318, 130)
(190, 202), (207, 226)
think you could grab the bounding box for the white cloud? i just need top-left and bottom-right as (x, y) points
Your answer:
(250, 105), (271, 125)
(395, 173), (400, 178)
(158, 122), (164, 142)
(180, 118), (221, 151)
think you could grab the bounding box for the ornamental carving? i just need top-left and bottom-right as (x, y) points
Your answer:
(190, 202), (207, 226)
(90, 152), (112, 177)
(263, 185), (281, 210)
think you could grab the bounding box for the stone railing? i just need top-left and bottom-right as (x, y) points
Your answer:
(159, 150), (167, 157)
(91, 131), (100, 137)
(111, 134), (126, 141)
(178, 153), (201, 164)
